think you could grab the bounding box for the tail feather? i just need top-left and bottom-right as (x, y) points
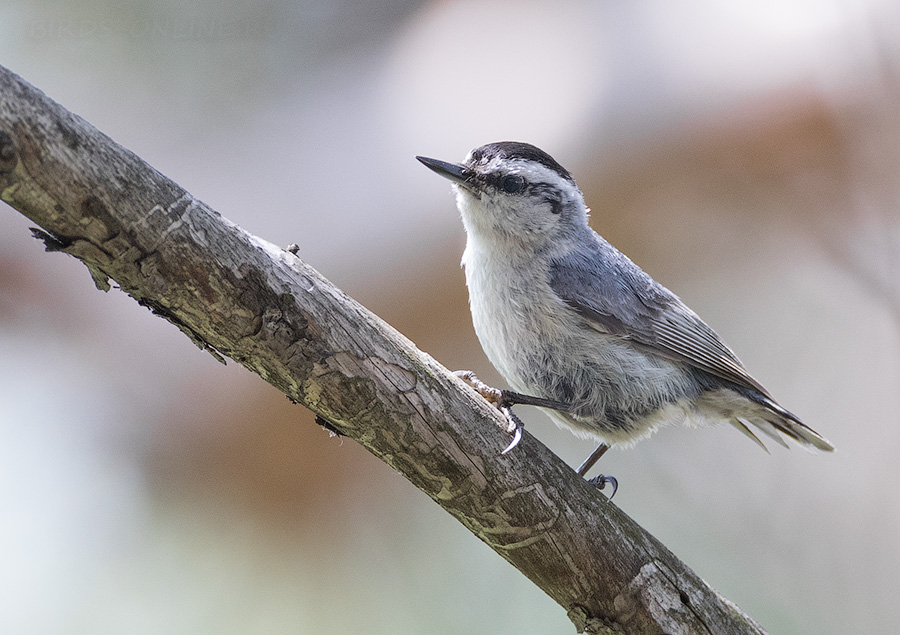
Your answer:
(765, 399), (835, 452)
(732, 418), (769, 452)
(738, 417), (789, 449)
(739, 397), (835, 452)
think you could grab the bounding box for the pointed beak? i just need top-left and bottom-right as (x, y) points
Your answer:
(416, 156), (476, 192)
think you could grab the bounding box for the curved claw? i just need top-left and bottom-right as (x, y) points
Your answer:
(587, 474), (618, 499)
(500, 423), (522, 455)
(499, 405), (524, 454)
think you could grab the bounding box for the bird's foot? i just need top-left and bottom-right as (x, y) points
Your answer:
(586, 474), (618, 499)
(454, 370), (525, 453)
(454, 370), (504, 406)
(576, 442), (618, 499)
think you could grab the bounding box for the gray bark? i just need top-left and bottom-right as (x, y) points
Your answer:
(0, 64), (766, 634)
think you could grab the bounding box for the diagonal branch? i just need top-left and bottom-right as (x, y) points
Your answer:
(0, 64), (765, 635)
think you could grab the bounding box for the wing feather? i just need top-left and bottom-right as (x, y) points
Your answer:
(548, 242), (769, 397)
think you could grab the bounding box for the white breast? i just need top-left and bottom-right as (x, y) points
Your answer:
(462, 237), (571, 393)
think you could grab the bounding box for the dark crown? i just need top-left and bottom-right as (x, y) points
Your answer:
(468, 142), (575, 184)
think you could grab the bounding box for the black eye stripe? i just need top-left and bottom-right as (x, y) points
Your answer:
(481, 175), (565, 213)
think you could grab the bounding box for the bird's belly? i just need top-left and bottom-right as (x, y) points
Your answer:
(468, 274), (698, 443)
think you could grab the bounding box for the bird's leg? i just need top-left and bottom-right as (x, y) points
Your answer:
(454, 371), (572, 453)
(454, 371), (619, 497)
(576, 443), (618, 499)
(454, 370), (572, 411)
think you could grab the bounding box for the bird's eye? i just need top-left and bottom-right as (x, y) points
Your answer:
(500, 174), (526, 194)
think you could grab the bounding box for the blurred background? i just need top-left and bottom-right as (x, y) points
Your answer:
(1, 0), (899, 633)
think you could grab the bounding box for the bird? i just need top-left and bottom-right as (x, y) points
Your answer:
(417, 142), (834, 495)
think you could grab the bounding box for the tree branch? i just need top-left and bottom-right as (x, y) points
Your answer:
(0, 64), (766, 635)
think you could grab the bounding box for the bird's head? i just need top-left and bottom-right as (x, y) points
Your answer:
(417, 141), (590, 253)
